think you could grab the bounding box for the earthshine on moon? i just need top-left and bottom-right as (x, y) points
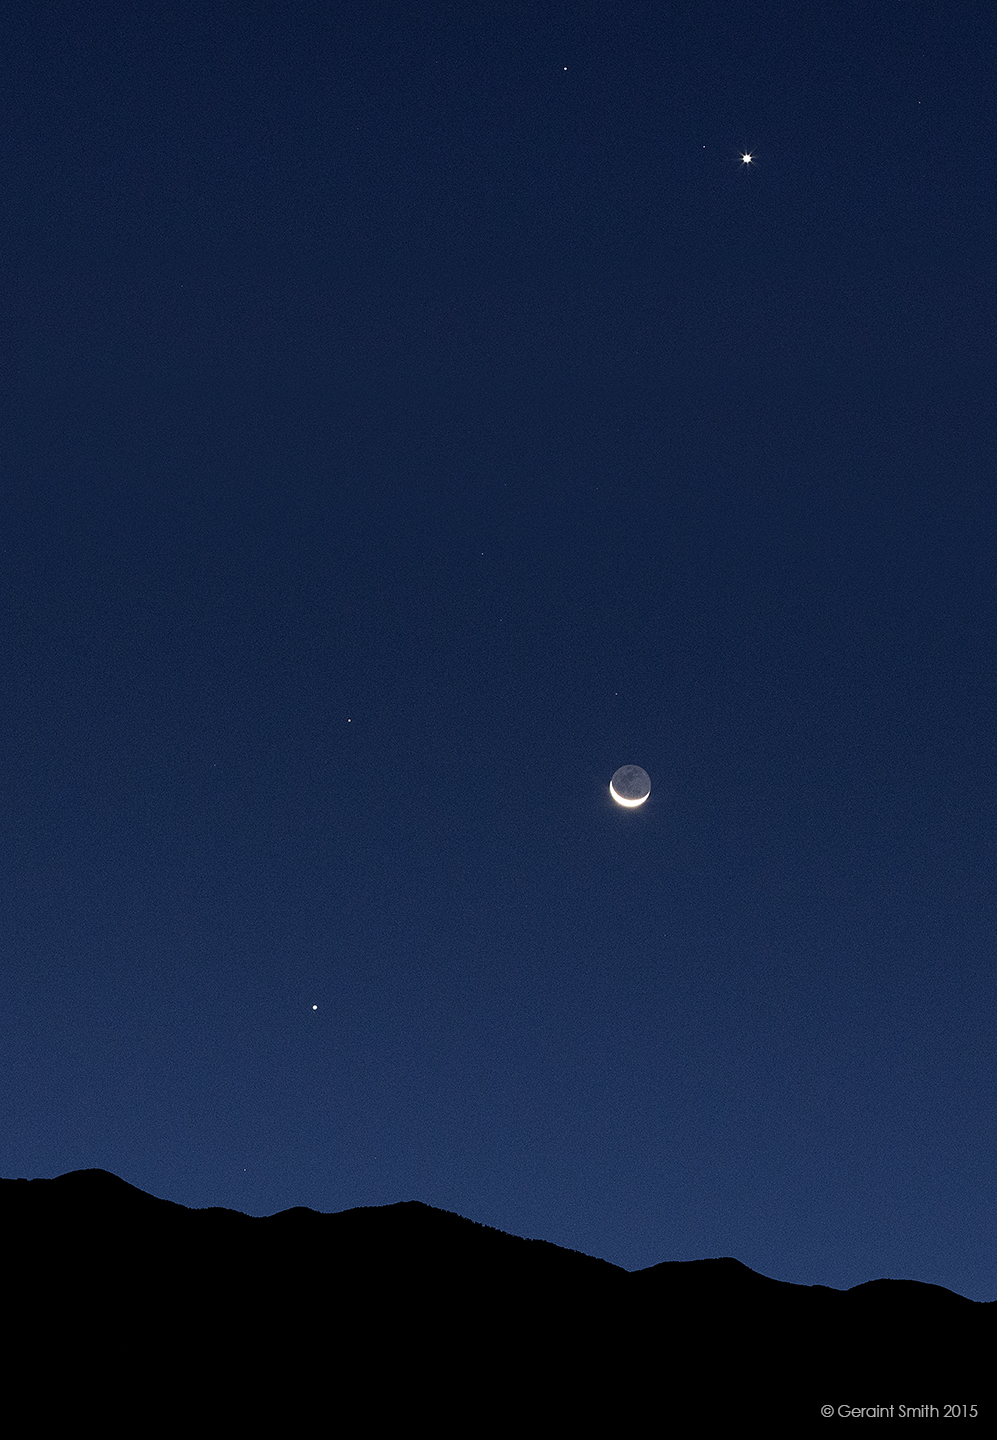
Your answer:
(610, 765), (651, 807)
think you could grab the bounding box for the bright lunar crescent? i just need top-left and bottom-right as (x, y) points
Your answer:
(610, 765), (651, 808)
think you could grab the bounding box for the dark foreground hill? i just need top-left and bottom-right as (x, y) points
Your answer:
(3, 1171), (991, 1428)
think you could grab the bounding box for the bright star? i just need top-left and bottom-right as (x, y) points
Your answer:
(741, 152), (753, 164)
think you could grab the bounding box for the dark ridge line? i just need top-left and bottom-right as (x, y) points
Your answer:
(3, 1167), (990, 1303)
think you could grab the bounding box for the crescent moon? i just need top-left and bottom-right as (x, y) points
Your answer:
(609, 781), (648, 808)
(609, 764), (651, 807)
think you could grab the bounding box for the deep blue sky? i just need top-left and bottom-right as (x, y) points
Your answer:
(2, 1), (995, 1300)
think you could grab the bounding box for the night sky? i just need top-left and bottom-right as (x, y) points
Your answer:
(2, 2), (995, 1301)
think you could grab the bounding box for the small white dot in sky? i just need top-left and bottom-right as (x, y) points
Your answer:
(312, 1005), (318, 1011)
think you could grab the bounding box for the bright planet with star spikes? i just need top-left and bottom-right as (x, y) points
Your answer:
(609, 765), (651, 808)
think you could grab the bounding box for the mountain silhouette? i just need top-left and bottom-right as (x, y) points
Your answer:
(3, 1170), (990, 1427)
